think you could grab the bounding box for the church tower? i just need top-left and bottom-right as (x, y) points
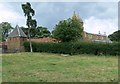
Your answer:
(71, 11), (84, 39)
(7, 25), (27, 52)
(72, 11), (84, 27)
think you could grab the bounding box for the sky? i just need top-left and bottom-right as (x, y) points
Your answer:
(0, 0), (119, 35)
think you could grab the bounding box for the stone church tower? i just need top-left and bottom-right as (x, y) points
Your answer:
(71, 11), (84, 27)
(7, 25), (27, 52)
(71, 11), (84, 39)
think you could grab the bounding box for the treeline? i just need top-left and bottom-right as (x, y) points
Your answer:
(108, 30), (120, 42)
(21, 26), (51, 38)
(24, 41), (119, 56)
(0, 22), (51, 41)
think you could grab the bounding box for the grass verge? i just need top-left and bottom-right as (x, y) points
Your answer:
(2, 52), (118, 82)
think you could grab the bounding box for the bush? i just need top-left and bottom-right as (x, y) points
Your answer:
(23, 42), (119, 56)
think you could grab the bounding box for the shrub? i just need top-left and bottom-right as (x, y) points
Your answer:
(23, 42), (120, 56)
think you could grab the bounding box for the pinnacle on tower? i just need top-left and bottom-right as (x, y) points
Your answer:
(72, 11), (83, 23)
(72, 11), (77, 20)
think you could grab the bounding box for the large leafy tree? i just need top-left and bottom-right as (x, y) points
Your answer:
(108, 30), (120, 42)
(21, 26), (51, 38)
(35, 26), (51, 38)
(21, 26), (28, 36)
(52, 18), (83, 42)
(0, 27), (2, 42)
(21, 2), (37, 52)
(0, 22), (13, 41)
(21, 27), (37, 38)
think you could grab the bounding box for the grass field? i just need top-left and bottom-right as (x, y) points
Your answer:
(2, 53), (118, 82)
(0, 52), (2, 83)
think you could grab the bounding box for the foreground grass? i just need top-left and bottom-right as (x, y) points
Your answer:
(2, 53), (118, 82)
(0, 53), (2, 83)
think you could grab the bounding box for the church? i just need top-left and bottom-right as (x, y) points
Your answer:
(71, 12), (112, 43)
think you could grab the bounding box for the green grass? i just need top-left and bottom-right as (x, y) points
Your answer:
(2, 53), (118, 82)
(0, 53), (2, 83)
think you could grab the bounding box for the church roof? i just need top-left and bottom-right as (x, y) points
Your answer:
(8, 25), (27, 38)
(84, 31), (107, 37)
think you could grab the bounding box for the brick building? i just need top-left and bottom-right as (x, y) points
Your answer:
(7, 25), (27, 52)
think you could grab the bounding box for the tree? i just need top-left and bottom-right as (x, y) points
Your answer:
(21, 27), (37, 38)
(21, 2), (37, 52)
(21, 26), (28, 37)
(108, 30), (120, 42)
(21, 26), (51, 38)
(52, 18), (83, 42)
(0, 28), (2, 42)
(0, 22), (13, 41)
(35, 26), (51, 38)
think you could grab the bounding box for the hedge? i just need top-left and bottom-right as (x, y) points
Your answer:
(23, 41), (120, 56)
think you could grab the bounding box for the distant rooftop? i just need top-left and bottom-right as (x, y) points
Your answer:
(8, 25), (27, 38)
(84, 31), (107, 37)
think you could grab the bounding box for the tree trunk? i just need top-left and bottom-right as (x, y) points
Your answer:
(28, 28), (33, 52)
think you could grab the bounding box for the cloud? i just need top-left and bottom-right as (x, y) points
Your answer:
(33, 2), (118, 34)
(34, 2), (76, 30)
(0, 3), (26, 27)
(0, 2), (118, 35)
(84, 16), (117, 35)
(0, 0), (119, 2)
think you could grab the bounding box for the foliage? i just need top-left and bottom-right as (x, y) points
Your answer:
(108, 30), (120, 42)
(52, 18), (83, 42)
(21, 26), (51, 38)
(21, 27), (28, 37)
(0, 22), (13, 41)
(0, 28), (3, 42)
(21, 2), (37, 28)
(35, 26), (51, 38)
(21, 27), (37, 38)
(21, 2), (37, 52)
(24, 42), (119, 56)
(0, 36), (2, 42)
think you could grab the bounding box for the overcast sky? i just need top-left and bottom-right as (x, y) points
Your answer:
(0, 0), (119, 35)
